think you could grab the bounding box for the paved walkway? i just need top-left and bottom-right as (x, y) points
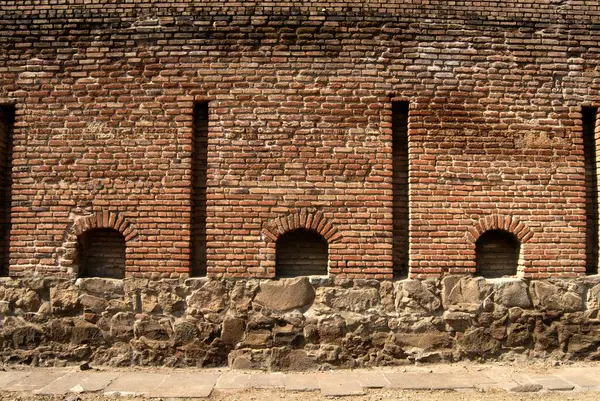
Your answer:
(0, 363), (599, 398)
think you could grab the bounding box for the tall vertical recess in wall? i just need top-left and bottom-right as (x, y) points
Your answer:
(0, 105), (14, 276)
(191, 102), (208, 276)
(583, 106), (599, 275)
(392, 101), (409, 277)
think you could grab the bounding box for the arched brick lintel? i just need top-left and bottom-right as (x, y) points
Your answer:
(72, 211), (139, 242)
(466, 215), (533, 245)
(262, 208), (342, 244)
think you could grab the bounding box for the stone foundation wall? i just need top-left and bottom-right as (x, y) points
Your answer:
(1, 276), (599, 369)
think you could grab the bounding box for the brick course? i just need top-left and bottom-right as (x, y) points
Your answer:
(0, 1), (599, 279)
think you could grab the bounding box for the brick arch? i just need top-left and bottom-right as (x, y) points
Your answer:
(58, 211), (138, 275)
(466, 215), (533, 245)
(261, 208), (342, 244)
(71, 211), (138, 241)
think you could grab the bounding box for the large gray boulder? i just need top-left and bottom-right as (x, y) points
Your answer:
(442, 276), (490, 311)
(396, 280), (441, 314)
(493, 280), (532, 309)
(321, 287), (380, 312)
(530, 280), (583, 313)
(254, 277), (315, 311)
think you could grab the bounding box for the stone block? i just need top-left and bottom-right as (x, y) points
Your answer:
(173, 320), (198, 345)
(77, 278), (124, 296)
(493, 279), (532, 309)
(530, 280), (584, 312)
(221, 316), (246, 345)
(321, 287), (380, 312)
(395, 279), (441, 314)
(133, 317), (173, 341)
(187, 280), (228, 314)
(50, 287), (80, 314)
(442, 276), (490, 311)
(254, 277), (315, 311)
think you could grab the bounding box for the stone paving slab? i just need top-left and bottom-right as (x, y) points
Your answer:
(3, 370), (67, 392)
(482, 367), (530, 391)
(104, 372), (169, 396)
(555, 369), (600, 388)
(319, 373), (364, 397)
(283, 373), (320, 392)
(354, 371), (390, 388)
(71, 371), (121, 393)
(1, 364), (600, 398)
(33, 371), (91, 395)
(151, 373), (219, 399)
(384, 373), (478, 390)
(0, 371), (30, 388)
(248, 373), (285, 389)
(529, 375), (575, 391)
(215, 372), (250, 390)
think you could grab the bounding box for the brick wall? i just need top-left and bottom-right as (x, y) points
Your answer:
(0, 1), (599, 279)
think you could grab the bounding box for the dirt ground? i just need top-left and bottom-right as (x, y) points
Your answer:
(0, 388), (599, 401)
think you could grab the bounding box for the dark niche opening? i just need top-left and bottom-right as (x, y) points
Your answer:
(276, 228), (328, 277)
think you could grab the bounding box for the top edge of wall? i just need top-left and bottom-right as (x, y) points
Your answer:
(0, 0), (599, 26)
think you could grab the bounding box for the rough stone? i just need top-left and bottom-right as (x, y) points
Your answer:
(530, 281), (584, 313)
(396, 280), (441, 314)
(221, 317), (247, 345)
(78, 278), (124, 296)
(6, 323), (44, 349)
(270, 348), (317, 371)
(395, 332), (452, 351)
(442, 276), (490, 311)
(0, 275), (594, 370)
(80, 294), (107, 313)
(493, 280), (532, 309)
(14, 290), (41, 312)
(255, 277), (315, 311)
(110, 312), (135, 340)
(188, 281), (228, 314)
(134, 318), (173, 341)
(50, 287), (80, 314)
(321, 287), (379, 312)
(567, 333), (600, 354)
(173, 321), (199, 346)
(457, 328), (501, 357)
(71, 322), (104, 346)
(443, 311), (474, 332)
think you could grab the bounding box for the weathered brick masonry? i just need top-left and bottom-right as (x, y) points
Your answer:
(1, 0), (600, 279)
(0, 0), (599, 368)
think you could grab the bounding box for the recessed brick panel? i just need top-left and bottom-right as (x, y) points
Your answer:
(276, 229), (328, 277)
(191, 102), (208, 277)
(582, 107), (599, 275)
(475, 230), (519, 278)
(77, 228), (126, 279)
(0, 106), (13, 277)
(392, 101), (409, 277)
